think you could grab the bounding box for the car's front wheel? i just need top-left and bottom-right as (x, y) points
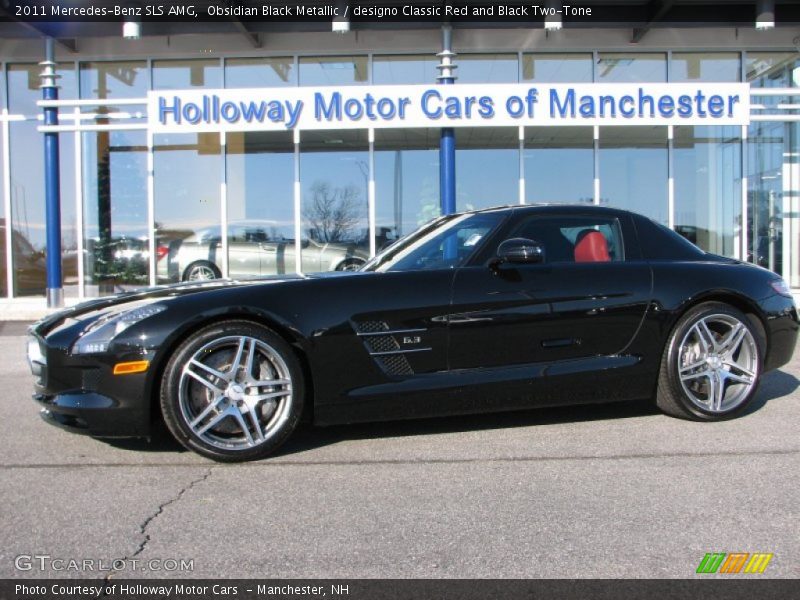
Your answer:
(657, 302), (763, 420)
(160, 320), (304, 461)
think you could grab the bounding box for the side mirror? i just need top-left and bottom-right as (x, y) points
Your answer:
(493, 238), (545, 266)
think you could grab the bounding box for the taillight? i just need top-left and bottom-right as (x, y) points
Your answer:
(156, 246), (169, 261)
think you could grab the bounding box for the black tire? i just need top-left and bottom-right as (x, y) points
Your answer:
(656, 302), (764, 421)
(160, 320), (305, 462)
(182, 261), (221, 282)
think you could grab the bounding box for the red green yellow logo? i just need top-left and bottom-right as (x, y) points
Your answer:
(696, 552), (773, 574)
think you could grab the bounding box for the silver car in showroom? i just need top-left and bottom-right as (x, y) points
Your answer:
(158, 220), (369, 282)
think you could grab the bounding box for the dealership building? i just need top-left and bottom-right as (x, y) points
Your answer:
(0, 2), (799, 309)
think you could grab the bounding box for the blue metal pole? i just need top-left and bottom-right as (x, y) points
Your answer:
(439, 120), (456, 216)
(437, 26), (457, 216)
(41, 38), (63, 307)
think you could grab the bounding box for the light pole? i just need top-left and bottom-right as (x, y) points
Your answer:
(40, 37), (63, 307)
(437, 25), (457, 216)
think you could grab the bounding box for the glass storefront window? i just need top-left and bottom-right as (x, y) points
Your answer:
(596, 53), (666, 82)
(746, 52), (800, 88)
(671, 53), (740, 82)
(599, 126), (668, 224)
(373, 55), (438, 85)
(524, 127), (594, 204)
(674, 126), (742, 256)
(225, 57), (296, 88)
(81, 61), (148, 98)
(458, 54), (519, 83)
(82, 131), (148, 295)
(153, 59), (222, 90)
(154, 133), (222, 283)
(456, 127), (519, 210)
(226, 131), (295, 276)
(299, 130), (369, 273)
(374, 128), (439, 249)
(7, 63), (77, 297)
(0, 67), (6, 297)
(747, 52), (800, 285)
(521, 53), (593, 83)
(79, 62), (149, 296)
(299, 56), (369, 86)
(747, 121), (785, 275)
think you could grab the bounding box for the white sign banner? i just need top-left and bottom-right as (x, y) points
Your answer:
(147, 83), (750, 133)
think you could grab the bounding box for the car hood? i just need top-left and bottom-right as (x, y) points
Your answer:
(31, 275), (308, 335)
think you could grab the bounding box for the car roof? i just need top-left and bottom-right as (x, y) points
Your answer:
(464, 203), (642, 219)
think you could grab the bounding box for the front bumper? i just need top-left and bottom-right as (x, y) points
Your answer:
(34, 390), (148, 437)
(763, 298), (799, 372)
(28, 321), (155, 438)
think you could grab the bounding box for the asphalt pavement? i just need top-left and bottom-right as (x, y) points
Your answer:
(0, 331), (798, 579)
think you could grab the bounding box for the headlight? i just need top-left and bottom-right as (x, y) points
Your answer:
(72, 303), (166, 355)
(27, 336), (45, 376)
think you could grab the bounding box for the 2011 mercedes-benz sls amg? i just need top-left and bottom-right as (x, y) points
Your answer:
(27, 205), (798, 461)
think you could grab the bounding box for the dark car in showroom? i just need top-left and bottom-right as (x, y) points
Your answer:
(27, 205), (798, 461)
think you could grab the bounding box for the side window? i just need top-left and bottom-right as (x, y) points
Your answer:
(509, 216), (624, 263)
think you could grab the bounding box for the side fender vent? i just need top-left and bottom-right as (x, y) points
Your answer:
(377, 354), (414, 376)
(353, 320), (430, 377)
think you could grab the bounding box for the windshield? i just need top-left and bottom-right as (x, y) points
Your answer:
(362, 212), (505, 272)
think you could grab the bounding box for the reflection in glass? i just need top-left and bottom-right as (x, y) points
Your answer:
(8, 63), (76, 114)
(674, 126), (741, 256)
(300, 130), (370, 273)
(367, 212), (504, 273)
(747, 121), (784, 275)
(374, 129), (439, 250)
(671, 53), (740, 82)
(456, 128), (519, 210)
(599, 127), (668, 224)
(747, 53), (800, 285)
(0, 116), (5, 296)
(80, 62), (149, 296)
(521, 53), (592, 82)
(458, 54), (519, 83)
(8, 64), (77, 296)
(299, 56), (368, 86)
(153, 59), (222, 90)
(524, 127), (593, 204)
(746, 52), (800, 88)
(226, 131), (295, 276)
(225, 57), (296, 88)
(373, 55), (438, 85)
(80, 61), (148, 98)
(82, 131), (148, 296)
(154, 133), (222, 283)
(596, 53), (666, 82)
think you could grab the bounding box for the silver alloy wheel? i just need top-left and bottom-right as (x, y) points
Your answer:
(187, 264), (217, 281)
(677, 314), (758, 413)
(178, 335), (293, 450)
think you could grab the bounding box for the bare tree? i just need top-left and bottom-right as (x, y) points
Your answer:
(303, 180), (362, 242)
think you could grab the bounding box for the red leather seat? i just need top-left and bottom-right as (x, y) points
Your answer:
(574, 230), (610, 263)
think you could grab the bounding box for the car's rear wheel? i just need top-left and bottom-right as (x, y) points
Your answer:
(183, 261), (221, 282)
(656, 302), (763, 420)
(160, 320), (304, 461)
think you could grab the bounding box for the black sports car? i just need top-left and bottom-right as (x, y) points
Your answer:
(27, 205), (798, 461)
